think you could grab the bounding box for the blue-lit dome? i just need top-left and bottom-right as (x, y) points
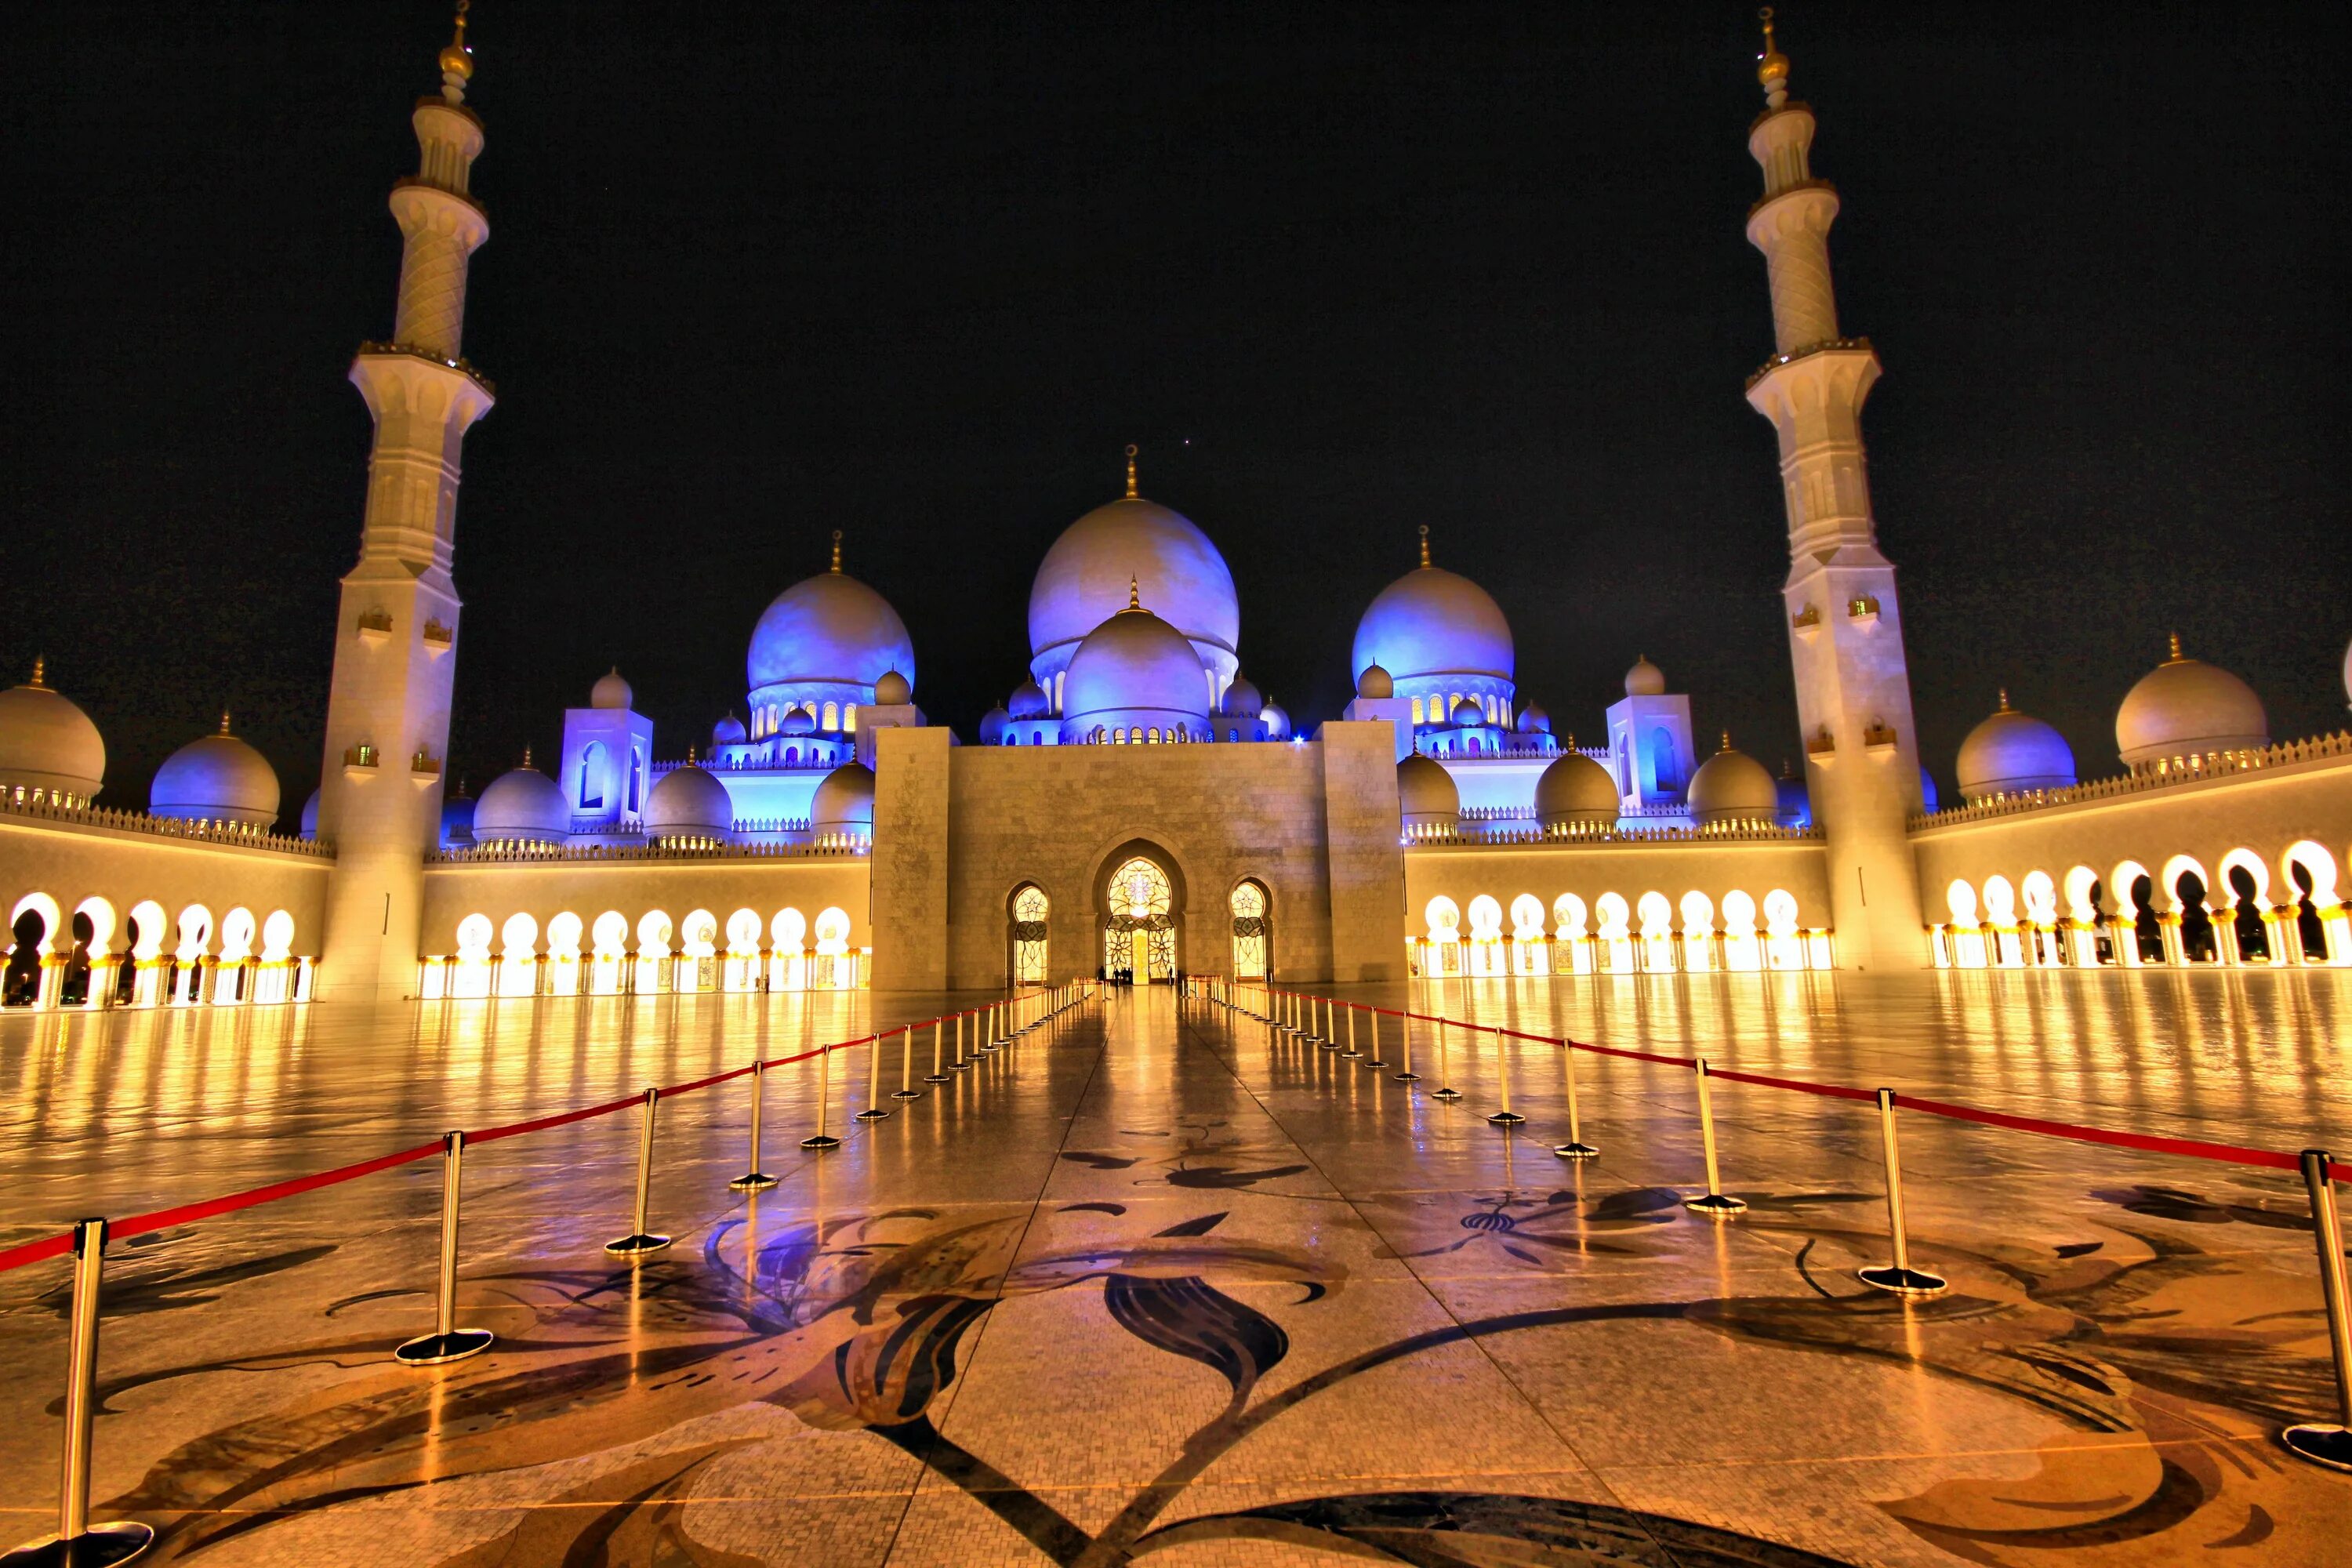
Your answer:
(1029, 492), (1240, 694)
(440, 782), (475, 848)
(811, 761), (876, 835)
(1221, 676), (1264, 719)
(1957, 694), (2077, 800)
(710, 712), (748, 747)
(1007, 680), (1051, 720)
(300, 788), (322, 840)
(1061, 596), (1212, 742)
(1260, 698), (1291, 740)
(746, 556), (915, 693)
(978, 706), (1010, 744)
(150, 716), (280, 828)
(1351, 535), (1513, 689)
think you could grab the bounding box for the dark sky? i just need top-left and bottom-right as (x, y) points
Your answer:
(4, 2), (2345, 815)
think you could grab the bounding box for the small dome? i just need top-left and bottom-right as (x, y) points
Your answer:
(0, 661), (105, 803)
(711, 711), (749, 747)
(1062, 595), (1210, 736)
(874, 668), (912, 706)
(2115, 634), (2267, 768)
(440, 781), (475, 849)
(748, 549), (916, 693)
(1260, 699), (1291, 740)
(1918, 764), (1940, 816)
(591, 666), (633, 710)
(473, 758), (568, 844)
(149, 716), (280, 828)
(1957, 693), (2077, 799)
(299, 788), (322, 840)
(779, 705), (816, 737)
(1397, 752), (1460, 829)
(1449, 695), (1483, 725)
(1352, 534), (1514, 686)
(978, 706), (1010, 744)
(1356, 664), (1395, 699)
(1624, 656), (1666, 697)
(1686, 734), (1778, 826)
(1007, 680), (1051, 720)
(644, 761), (735, 840)
(811, 761), (877, 834)
(1534, 752), (1617, 826)
(1516, 700), (1550, 735)
(1221, 676), (1265, 719)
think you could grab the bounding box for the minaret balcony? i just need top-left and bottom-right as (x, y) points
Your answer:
(1744, 335), (1875, 392)
(1805, 727), (1837, 759)
(1863, 721), (1899, 754)
(422, 619), (455, 654)
(1846, 595), (1880, 628)
(356, 608), (394, 645)
(1790, 603), (1821, 641)
(343, 745), (382, 778)
(351, 342), (496, 400)
(410, 750), (443, 782)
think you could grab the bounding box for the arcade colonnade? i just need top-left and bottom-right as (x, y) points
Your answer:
(5, 890), (313, 1011)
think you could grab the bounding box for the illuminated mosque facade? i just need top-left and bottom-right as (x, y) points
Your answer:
(3, 13), (2350, 1009)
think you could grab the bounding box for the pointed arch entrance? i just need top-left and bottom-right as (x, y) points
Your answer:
(1098, 843), (1181, 983)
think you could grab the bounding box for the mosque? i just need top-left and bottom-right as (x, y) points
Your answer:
(2, 10), (2349, 1011)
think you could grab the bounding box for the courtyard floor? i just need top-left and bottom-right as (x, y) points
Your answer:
(1, 969), (2349, 1566)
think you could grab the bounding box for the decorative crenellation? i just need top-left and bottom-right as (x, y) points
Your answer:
(0, 793), (334, 858)
(1911, 730), (2352, 829)
(431, 836), (870, 864)
(1405, 820), (1820, 848)
(1744, 335), (1873, 390)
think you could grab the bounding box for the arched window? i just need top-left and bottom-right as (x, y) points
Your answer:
(844, 702), (858, 732)
(1230, 880), (1269, 978)
(1228, 728), (1239, 742)
(1650, 728), (1681, 793)
(577, 741), (607, 809)
(1410, 696), (1425, 724)
(627, 747), (644, 811)
(1012, 884), (1049, 982)
(1053, 671), (1065, 713)
(822, 702), (840, 732)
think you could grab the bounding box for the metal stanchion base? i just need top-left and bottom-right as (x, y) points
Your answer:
(1486, 1110), (1526, 1126)
(394, 1327), (495, 1366)
(1340, 1049), (1363, 1059)
(2280, 1423), (2352, 1472)
(1682, 1193), (1748, 1218)
(853, 1107), (891, 1122)
(1552, 1141), (1599, 1160)
(1363, 1055), (1386, 1068)
(1, 1522), (156, 1566)
(1857, 1264), (1947, 1296)
(1392, 1069), (1420, 1082)
(800, 1134), (841, 1149)
(924, 1072), (953, 1083)
(1432, 1087), (1463, 1102)
(953, 1059), (974, 1072)
(728, 1170), (779, 1192)
(604, 1232), (673, 1254)
(891, 1088), (924, 1100)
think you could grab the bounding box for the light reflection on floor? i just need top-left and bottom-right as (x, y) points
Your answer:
(0, 972), (2347, 1565)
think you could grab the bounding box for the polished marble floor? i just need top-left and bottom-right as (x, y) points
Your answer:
(1, 971), (2348, 1565)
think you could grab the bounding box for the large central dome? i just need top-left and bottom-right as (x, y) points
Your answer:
(747, 551), (915, 694)
(1351, 533), (1514, 688)
(1029, 482), (1240, 696)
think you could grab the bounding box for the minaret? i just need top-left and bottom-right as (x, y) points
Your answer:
(316, 5), (495, 999)
(1741, 10), (1926, 969)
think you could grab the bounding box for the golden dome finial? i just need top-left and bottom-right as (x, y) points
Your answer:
(1124, 444), (1139, 499)
(27, 655), (46, 689)
(219, 710), (234, 735)
(2166, 630), (2184, 662)
(1996, 688), (2010, 712)
(688, 745), (699, 765)
(1756, 6), (1791, 107)
(439, 1), (475, 86)
(1720, 729), (1733, 753)
(829, 529), (844, 573)
(1124, 575), (1143, 612)
(1417, 523), (1432, 568)
(521, 744), (533, 769)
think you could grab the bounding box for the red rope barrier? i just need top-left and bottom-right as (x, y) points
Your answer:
(111, 1138), (446, 1244)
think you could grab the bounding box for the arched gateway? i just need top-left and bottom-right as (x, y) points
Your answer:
(1100, 848), (1179, 984)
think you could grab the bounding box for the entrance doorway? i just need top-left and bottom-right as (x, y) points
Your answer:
(1104, 855), (1175, 983)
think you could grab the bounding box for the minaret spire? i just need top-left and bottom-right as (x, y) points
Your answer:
(1743, 16), (1926, 970)
(1124, 444), (1139, 499)
(831, 528), (844, 572)
(315, 15), (497, 999)
(1417, 524), (1431, 568)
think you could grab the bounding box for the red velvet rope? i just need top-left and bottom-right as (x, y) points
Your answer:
(1243, 985), (2343, 1178)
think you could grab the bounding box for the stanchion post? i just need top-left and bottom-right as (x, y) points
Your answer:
(2281, 1148), (2352, 1472)
(1392, 1011), (1417, 1081)
(1857, 1089), (1945, 1294)
(801, 1044), (841, 1149)
(1342, 1002), (1362, 1058)
(954, 1011), (972, 1070)
(893, 1025), (922, 1099)
(1486, 1027), (1523, 1125)
(397, 1131), (498, 1362)
(2, 1218), (157, 1568)
(1682, 1059), (1746, 1217)
(1364, 1005), (1388, 1069)
(1432, 1016), (1461, 1101)
(606, 1087), (673, 1254)
(856, 1033), (891, 1120)
(926, 1018), (949, 1083)
(1553, 1041), (1597, 1160)
(730, 1062), (779, 1192)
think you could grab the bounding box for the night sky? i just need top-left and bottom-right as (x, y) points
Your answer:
(4, 2), (2345, 816)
